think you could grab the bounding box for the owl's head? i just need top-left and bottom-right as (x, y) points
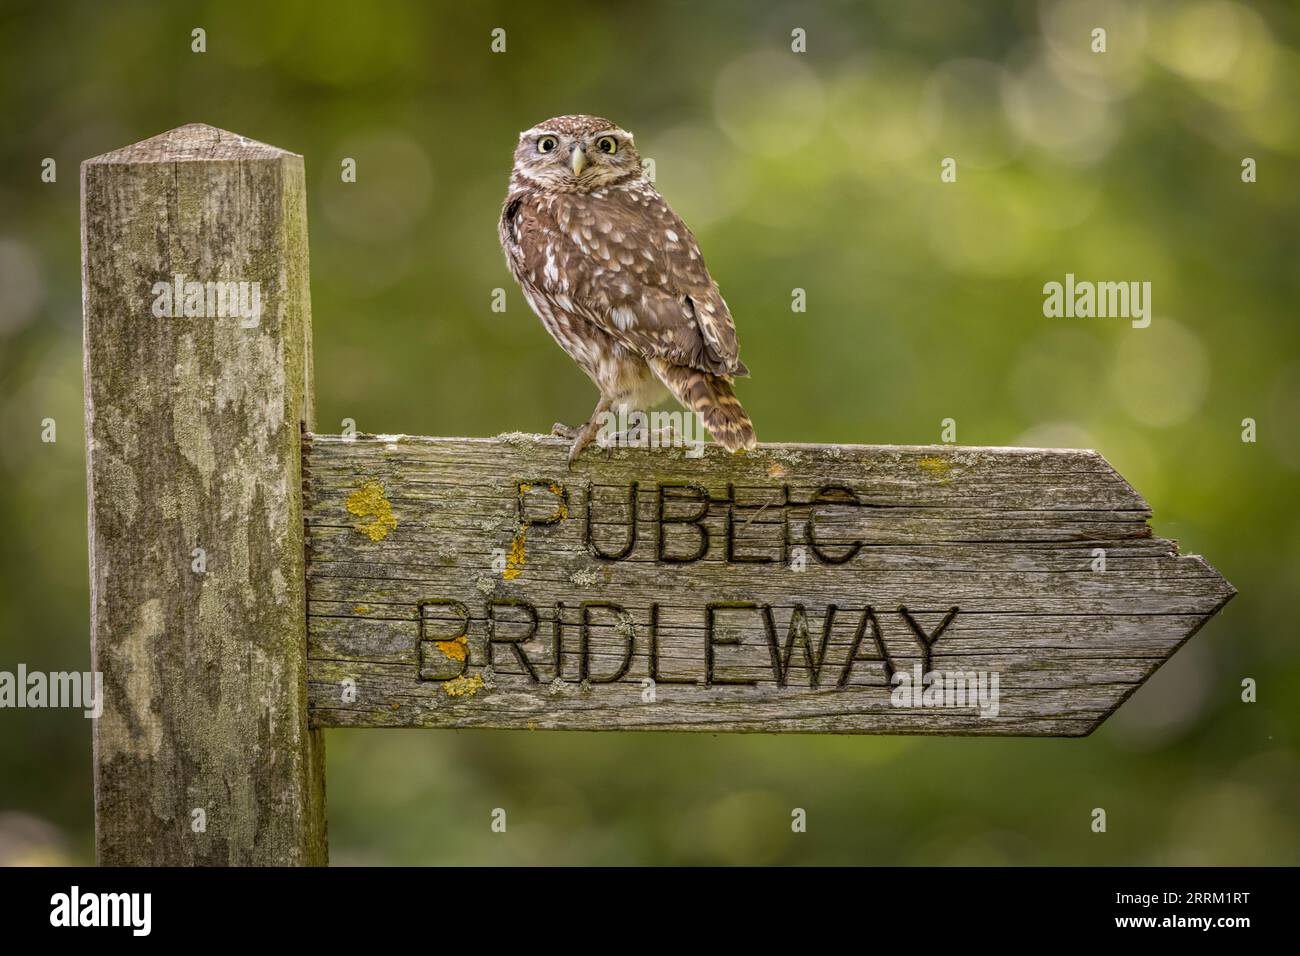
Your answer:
(511, 115), (642, 192)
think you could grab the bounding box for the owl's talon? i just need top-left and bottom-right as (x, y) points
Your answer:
(552, 422), (579, 440)
(567, 427), (596, 468)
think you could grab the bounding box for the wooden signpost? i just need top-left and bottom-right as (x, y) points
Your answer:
(82, 125), (1235, 865)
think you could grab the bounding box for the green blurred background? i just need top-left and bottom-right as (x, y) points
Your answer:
(2, 0), (1298, 864)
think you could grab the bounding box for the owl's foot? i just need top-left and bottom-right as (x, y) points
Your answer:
(551, 422), (580, 440)
(564, 397), (614, 468)
(566, 421), (600, 467)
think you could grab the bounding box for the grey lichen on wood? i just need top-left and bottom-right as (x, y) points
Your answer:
(83, 124), (325, 865)
(303, 436), (1234, 736)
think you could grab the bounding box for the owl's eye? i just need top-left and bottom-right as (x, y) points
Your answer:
(595, 136), (618, 155)
(537, 136), (558, 154)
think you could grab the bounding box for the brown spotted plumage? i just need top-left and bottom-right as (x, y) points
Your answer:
(499, 114), (756, 463)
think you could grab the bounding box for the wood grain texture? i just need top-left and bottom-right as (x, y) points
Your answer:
(83, 124), (326, 865)
(303, 434), (1234, 736)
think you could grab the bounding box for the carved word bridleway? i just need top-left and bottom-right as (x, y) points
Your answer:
(303, 434), (1233, 736)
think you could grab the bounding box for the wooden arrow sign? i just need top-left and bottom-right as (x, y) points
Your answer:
(303, 434), (1234, 736)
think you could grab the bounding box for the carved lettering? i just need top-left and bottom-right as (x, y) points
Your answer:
(414, 598), (958, 693)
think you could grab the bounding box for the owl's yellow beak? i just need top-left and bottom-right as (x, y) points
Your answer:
(570, 146), (588, 176)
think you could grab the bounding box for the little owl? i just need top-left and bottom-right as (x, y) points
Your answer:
(499, 114), (756, 464)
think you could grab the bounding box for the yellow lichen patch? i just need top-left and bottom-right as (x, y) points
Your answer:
(503, 529), (527, 580)
(353, 605), (370, 615)
(434, 635), (469, 662)
(444, 674), (485, 698)
(346, 480), (397, 542)
(503, 480), (568, 580)
(549, 483), (569, 519)
(767, 462), (786, 478)
(918, 456), (953, 482)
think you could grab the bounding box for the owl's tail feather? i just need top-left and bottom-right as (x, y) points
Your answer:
(651, 360), (757, 453)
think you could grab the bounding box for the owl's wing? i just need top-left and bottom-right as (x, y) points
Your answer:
(508, 183), (747, 377)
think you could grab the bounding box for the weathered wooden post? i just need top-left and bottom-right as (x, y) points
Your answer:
(82, 124), (326, 865)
